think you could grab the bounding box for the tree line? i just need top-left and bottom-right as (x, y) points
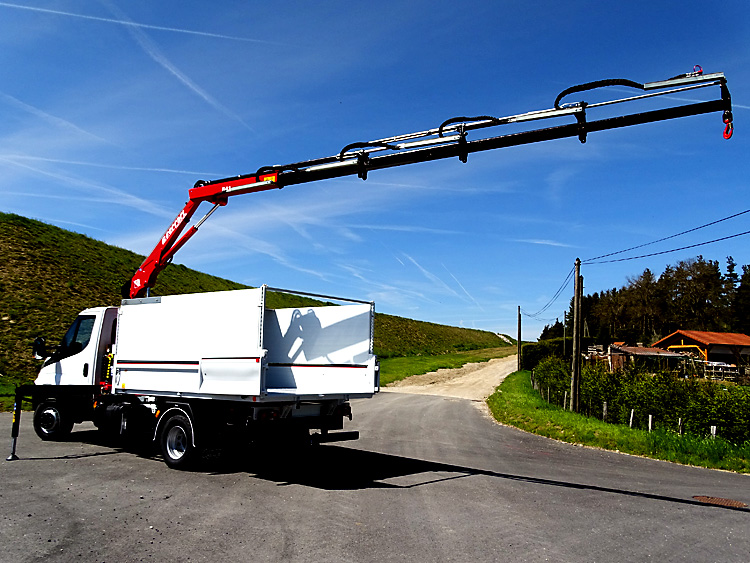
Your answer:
(539, 255), (750, 345)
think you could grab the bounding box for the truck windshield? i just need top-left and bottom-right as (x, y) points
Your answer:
(48, 315), (96, 363)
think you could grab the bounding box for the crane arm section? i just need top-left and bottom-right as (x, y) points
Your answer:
(125, 69), (733, 299)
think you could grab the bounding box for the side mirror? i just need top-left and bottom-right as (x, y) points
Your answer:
(32, 336), (48, 360)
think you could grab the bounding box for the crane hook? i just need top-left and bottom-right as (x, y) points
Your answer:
(723, 110), (734, 140)
(723, 121), (734, 140)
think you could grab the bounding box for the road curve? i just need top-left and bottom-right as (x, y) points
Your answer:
(387, 354), (518, 400)
(1, 392), (749, 562)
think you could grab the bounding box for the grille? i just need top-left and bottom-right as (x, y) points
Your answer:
(693, 496), (747, 509)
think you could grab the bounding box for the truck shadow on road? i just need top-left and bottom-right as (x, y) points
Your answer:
(12, 428), (149, 461)
(212, 445), (749, 513)
(17, 430), (747, 514)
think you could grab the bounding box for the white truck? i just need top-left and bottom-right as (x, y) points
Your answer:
(7, 68), (733, 467)
(15, 286), (378, 468)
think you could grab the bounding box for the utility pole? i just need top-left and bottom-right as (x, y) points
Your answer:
(517, 306), (522, 372)
(570, 258), (582, 412)
(576, 268), (583, 409)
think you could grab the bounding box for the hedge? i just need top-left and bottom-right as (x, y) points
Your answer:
(532, 357), (750, 444)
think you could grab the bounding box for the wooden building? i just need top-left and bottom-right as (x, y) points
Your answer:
(652, 330), (750, 365)
(607, 344), (684, 372)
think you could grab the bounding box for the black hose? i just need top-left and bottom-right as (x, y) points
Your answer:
(554, 79), (644, 109)
(438, 115), (499, 137)
(338, 141), (397, 160)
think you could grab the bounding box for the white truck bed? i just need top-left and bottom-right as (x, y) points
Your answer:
(113, 286), (378, 401)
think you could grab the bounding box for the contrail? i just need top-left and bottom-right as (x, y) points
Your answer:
(0, 1), (278, 44)
(442, 263), (485, 312)
(351, 223), (462, 235)
(0, 154), (217, 176)
(403, 253), (461, 299)
(0, 157), (173, 217)
(105, 2), (256, 133)
(0, 91), (108, 143)
(513, 238), (573, 248)
(41, 217), (106, 232)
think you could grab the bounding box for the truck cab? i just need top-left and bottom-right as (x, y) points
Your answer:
(35, 306), (118, 388)
(30, 307), (118, 441)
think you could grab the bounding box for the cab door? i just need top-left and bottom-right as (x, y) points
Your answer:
(36, 313), (101, 386)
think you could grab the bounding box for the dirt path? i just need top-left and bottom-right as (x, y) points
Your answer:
(385, 355), (518, 401)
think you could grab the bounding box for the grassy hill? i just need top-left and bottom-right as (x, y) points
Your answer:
(0, 212), (512, 395)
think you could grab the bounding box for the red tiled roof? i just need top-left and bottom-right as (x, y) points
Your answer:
(653, 330), (750, 348)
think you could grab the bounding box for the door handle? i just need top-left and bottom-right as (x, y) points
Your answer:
(83, 363), (89, 378)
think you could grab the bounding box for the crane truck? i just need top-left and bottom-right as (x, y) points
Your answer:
(7, 68), (733, 468)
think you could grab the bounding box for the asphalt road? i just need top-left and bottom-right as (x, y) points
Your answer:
(1, 392), (749, 563)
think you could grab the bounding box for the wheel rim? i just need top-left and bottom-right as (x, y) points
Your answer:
(39, 408), (60, 435)
(165, 425), (188, 460)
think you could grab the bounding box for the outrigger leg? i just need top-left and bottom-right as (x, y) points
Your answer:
(6, 388), (24, 461)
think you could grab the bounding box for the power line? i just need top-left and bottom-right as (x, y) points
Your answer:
(523, 266), (575, 319)
(525, 209), (750, 325)
(583, 208), (750, 263)
(584, 229), (750, 264)
(523, 313), (561, 323)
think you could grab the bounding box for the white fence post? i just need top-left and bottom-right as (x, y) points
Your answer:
(648, 414), (653, 432)
(629, 409), (634, 428)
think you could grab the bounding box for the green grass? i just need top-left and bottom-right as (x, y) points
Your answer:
(487, 371), (750, 473)
(374, 313), (513, 359)
(0, 379), (17, 411)
(379, 346), (516, 386)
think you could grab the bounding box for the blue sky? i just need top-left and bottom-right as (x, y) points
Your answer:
(1, 1), (749, 340)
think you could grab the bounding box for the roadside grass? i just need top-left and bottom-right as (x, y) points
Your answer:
(0, 378), (18, 411)
(379, 346), (516, 386)
(487, 371), (750, 473)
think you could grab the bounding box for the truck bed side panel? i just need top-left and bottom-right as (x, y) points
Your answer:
(263, 304), (377, 395)
(114, 288), (265, 395)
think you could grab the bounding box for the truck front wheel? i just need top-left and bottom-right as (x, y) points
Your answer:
(33, 402), (74, 441)
(159, 414), (198, 469)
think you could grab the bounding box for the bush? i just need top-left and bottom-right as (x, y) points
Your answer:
(521, 337), (593, 371)
(576, 363), (750, 443)
(522, 339), (567, 371)
(532, 356), (570, 406)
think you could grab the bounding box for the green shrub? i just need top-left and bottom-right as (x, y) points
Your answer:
(521, 337), (593, 371)
(531, 356), (569, 405)
(576, 363), (750, 443)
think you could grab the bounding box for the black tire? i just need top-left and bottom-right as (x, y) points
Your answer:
(159, 414), (198, 469)
(33, 402), (74, 441)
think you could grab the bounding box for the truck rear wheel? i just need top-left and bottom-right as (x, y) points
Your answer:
(33, 402), (74, 441)
(159, 414), (198, 469)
